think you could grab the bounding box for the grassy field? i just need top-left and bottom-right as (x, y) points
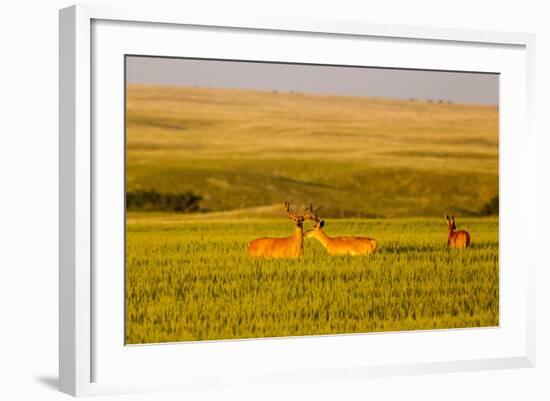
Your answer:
(126, 214), (498, 344)
(125, 84), (499, 343)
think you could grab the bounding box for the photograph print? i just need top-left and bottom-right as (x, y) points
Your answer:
(125, 56), (499, 344)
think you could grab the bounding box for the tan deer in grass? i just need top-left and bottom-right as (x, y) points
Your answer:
(247, 202), (311, 258)
(304, 205), (378, 255)
(445, 214), (471, 248)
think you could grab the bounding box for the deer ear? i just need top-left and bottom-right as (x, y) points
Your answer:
(320, 220), (325, 228)
(445, 214), (449, 220)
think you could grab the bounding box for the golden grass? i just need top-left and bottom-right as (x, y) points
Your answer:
(126, 84), (498, 172)
(125, 84), (498, 217)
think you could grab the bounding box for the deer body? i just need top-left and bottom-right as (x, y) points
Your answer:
(247, 202), (310, 259)
(247, 228), (304, 258)
(304, 207), (378, 255)
(306, 227), (378, 255)
(445, 214), (470, 248)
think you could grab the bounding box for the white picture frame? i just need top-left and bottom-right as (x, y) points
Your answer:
(59, 4), (536, 397)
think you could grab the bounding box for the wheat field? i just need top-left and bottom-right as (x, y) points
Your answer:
(126, 215), (498, 343)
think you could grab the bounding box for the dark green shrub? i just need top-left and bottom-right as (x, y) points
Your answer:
(126, 190), (202, 212)
(480, 195), (499, 216)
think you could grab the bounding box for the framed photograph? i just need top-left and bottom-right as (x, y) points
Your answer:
(59, 4), (536, 396)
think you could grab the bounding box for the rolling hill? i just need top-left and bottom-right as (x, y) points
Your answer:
(125, 84), (498, 218)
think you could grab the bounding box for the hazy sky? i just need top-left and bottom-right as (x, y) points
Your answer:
(126, 56), (499, 105)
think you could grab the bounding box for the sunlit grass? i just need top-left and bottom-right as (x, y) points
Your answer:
(126, 216), (498, 344)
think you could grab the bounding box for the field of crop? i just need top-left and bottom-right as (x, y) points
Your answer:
(126, 214), (498, 344)
(125, 83), (499, 344)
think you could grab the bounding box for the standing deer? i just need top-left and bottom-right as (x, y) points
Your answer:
(445, 214), (471, 248)
(304, 205), (378, 255)
(247, 202), (311, 258)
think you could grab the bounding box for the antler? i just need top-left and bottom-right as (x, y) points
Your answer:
(284, 201), (297, 218)
(304, 203), (320, 222)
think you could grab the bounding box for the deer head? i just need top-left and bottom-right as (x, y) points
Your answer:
(303, 204), (324, 237)
(445, 214), (456, 231)
(284, 202), (311, 229)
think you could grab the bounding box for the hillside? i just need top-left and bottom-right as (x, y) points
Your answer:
(125, 84), (498, 218)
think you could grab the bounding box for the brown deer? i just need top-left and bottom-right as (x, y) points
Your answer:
(304, 206), (378, 255)
(247, 202), (311, 258)
(445, 214), (471, 248)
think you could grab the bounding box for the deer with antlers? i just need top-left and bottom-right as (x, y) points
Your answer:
(304, 205), (378, 255)
(247, 202), (311, 258)
(445, 214), (470, 248)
